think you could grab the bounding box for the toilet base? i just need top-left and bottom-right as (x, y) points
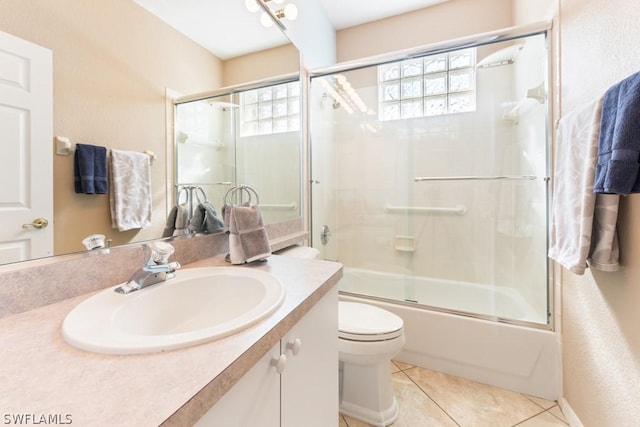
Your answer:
(339, 360), (400, 427)
(340, 397), (399, 427)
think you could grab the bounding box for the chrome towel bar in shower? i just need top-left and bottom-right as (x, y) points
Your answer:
(414, 175), (542, 182)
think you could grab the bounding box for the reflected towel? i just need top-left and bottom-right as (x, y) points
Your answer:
(109, 149), (152, 231)
(162, 204), (190, 237)
(548, 97), (619, 274)
(189, 202), (224, 234)
(226, 205), (271, 264)
(74, 143), (108, 194)
(594, 71), (640, 194)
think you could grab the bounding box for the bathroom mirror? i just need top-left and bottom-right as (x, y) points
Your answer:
(0, 0), (300, 266)
(173, 79), (302, 228)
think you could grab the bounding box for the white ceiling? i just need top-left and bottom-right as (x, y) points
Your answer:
(134, 0), (448, 60)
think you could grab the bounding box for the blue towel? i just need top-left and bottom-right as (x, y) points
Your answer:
(594, 71), (640, 195)
(74, 143), (108, 194)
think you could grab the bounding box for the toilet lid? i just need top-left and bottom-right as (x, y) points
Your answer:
(338, 302), (404, 342)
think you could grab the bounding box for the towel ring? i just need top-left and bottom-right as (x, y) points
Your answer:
(223, 185), (260, 206)
(194, 186), (208, 205)
(176, 186), (189, 205)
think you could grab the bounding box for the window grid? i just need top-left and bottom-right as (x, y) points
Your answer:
(378, 48), (476, 121)
(240, 82), (300, 136)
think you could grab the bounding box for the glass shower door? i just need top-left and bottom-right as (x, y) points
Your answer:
(310, 32), (550, 326)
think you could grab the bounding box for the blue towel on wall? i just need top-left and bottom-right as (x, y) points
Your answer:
(74, 143), (108, 194)
(594, 71), (640, 195)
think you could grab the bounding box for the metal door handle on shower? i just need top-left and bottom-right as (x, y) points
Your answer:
(320, 225), (331, 245)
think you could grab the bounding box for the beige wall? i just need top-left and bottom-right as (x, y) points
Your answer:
(0, 0), (223, 255)
(336, 0), (513, 62)
(559, 0), (640, 424)
(222, 44), (299, 87)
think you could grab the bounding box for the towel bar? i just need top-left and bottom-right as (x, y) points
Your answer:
(54, 136), (156, 165)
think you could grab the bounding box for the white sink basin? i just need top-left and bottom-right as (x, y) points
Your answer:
(62, 267), (286, 355)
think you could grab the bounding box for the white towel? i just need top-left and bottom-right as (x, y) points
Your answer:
(109, 149), (152, 232)
(548, 98), (620, 274)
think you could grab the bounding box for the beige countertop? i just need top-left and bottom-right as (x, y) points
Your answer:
(0, 254), (342, 426)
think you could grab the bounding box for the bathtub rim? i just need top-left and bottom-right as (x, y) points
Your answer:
(339, 290), (553, 332)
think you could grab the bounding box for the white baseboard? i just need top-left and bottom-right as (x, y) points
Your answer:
(558, 397), (584, 427)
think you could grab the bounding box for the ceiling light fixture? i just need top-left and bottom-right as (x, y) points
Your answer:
(247, 0), (297, 31)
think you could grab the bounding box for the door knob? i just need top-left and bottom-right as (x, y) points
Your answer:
(22, 217), (49, 230)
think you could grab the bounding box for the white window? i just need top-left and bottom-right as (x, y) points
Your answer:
(240, 81), (300, 136)
(378, 48), (476, 121)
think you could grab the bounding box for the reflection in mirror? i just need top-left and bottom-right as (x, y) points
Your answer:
(173, 78), (301, 231)
(0, 0), (299, 267)
(175, 94), (237, 220)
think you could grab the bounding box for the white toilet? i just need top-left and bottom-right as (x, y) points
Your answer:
(276, 245), (405, 427)
(338, 301), (405, 427)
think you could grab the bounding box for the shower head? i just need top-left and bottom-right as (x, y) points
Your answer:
(322, 92), (341, 109)
(208, 101), (239, 111)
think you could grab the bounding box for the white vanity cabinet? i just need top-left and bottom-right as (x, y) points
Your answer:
(195, 286), (338, 427)
(281, 286), (339, 427)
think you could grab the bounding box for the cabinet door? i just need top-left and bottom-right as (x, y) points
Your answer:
(195, 342), (280, 427)
(281, 287), (338, 427)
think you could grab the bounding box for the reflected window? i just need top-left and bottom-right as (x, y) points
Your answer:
(240, 81), (300, 136)
(378, 48), (476, 121)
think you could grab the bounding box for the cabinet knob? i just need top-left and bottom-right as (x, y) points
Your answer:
(286, 338), (302, 356)
(272, 354), (287, 374)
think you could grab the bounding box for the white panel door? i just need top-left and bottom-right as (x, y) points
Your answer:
(0, 30), (53, 264)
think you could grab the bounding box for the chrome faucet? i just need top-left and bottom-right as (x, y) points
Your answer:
(115, 242), (181, 294)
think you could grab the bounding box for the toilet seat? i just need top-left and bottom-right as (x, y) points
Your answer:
(339, 302), (404, 342)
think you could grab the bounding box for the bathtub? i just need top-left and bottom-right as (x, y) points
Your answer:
(338, 268), (561, 400)
(339, 268), (546, 323)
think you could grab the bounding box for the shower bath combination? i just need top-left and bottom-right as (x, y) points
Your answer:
(309, 22), (559, 399)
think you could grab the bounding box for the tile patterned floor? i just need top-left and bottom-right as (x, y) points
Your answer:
(339, 361), (568, 427)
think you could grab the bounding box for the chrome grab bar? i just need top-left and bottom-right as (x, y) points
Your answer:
(414, 175), (539, 182)
(384, 204), (466, 215)
(259, 203), (298, 210)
